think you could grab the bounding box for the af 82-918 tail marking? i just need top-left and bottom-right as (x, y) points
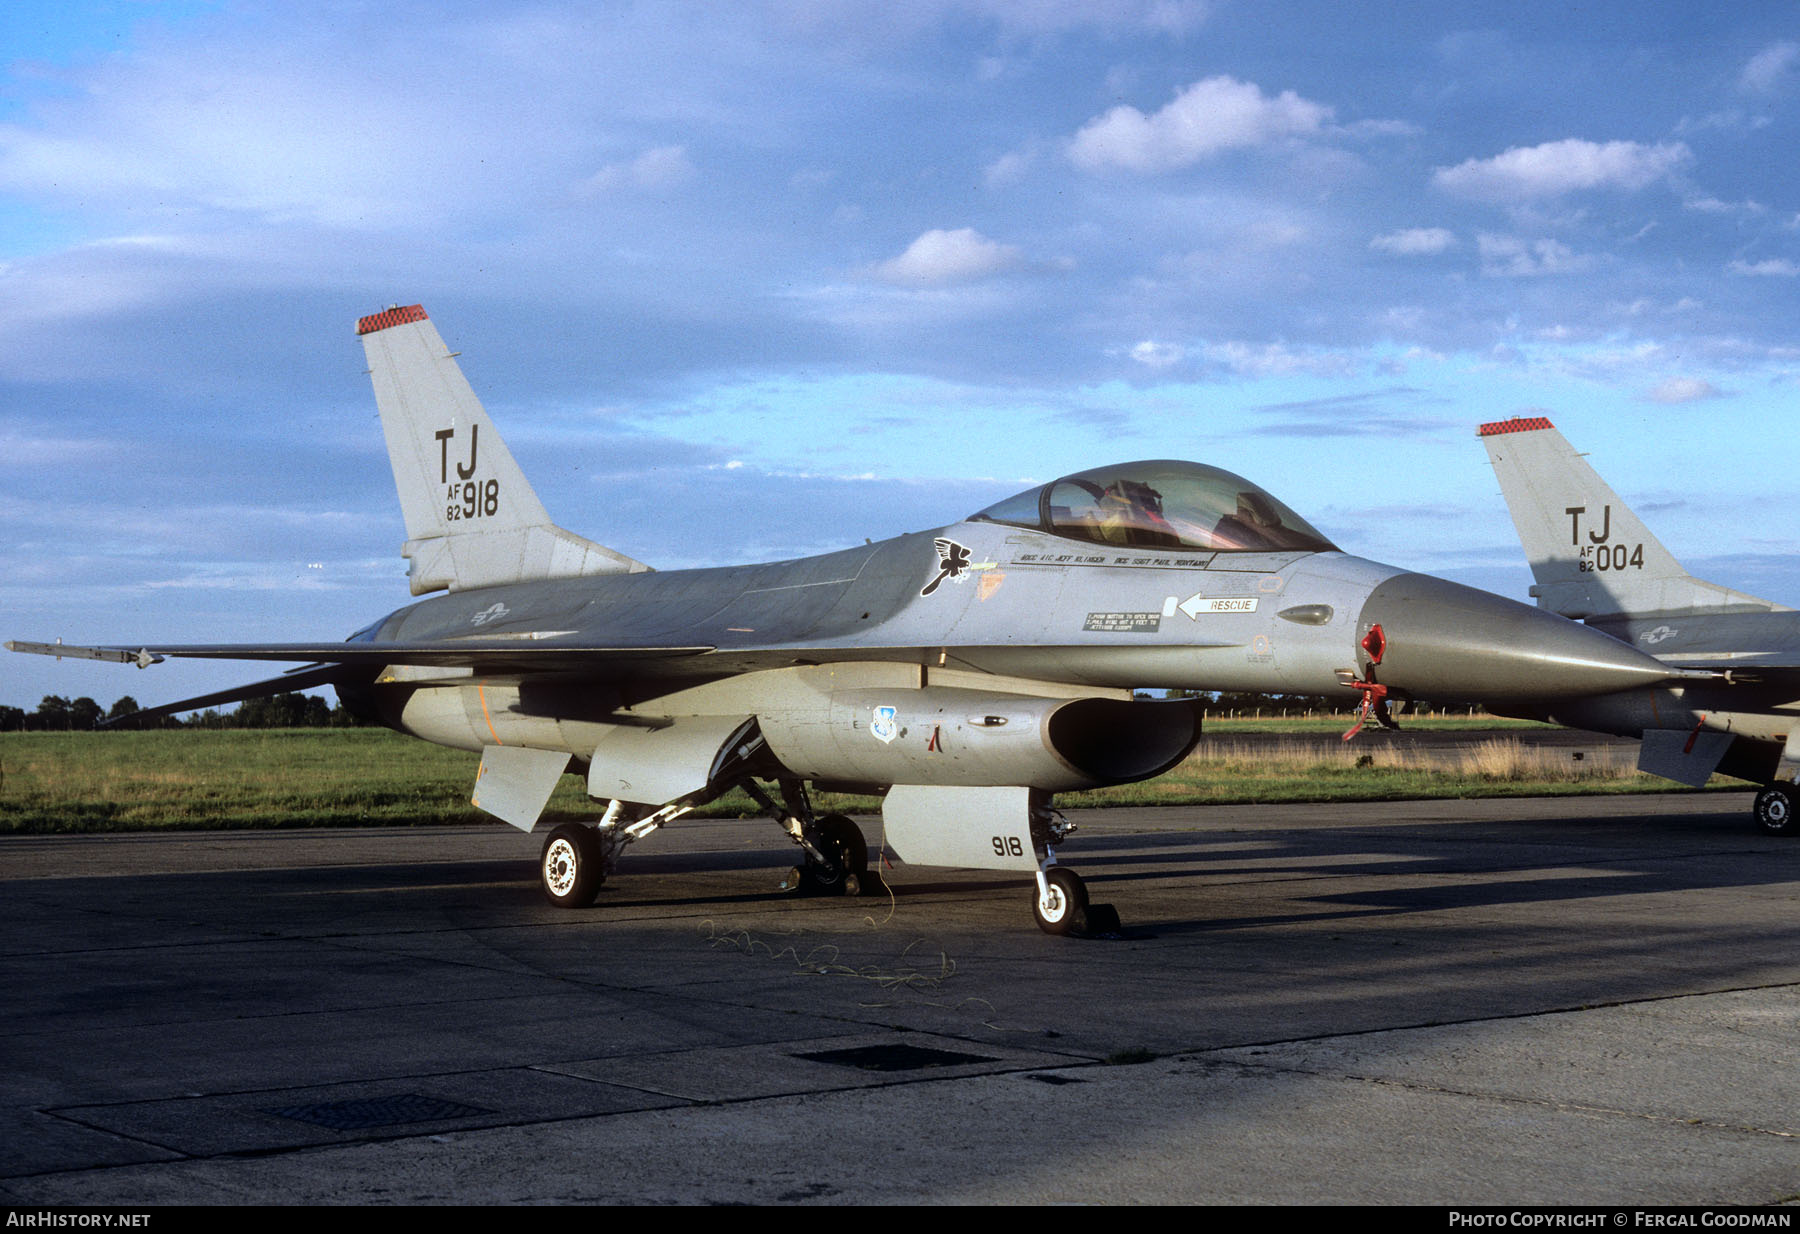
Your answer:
(357, 304), (649, 594)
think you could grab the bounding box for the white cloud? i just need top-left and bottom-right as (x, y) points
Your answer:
(0, 40), (497, 229)
(973, 0), (1212, 37)
(1729, 258), (1800, 277)
(1068, 76), (1330, 173)
(1200, 341), (1359, 378)
(984, 149), (1033, 188)
(577, 146), (696, 195)
(1613, 296), (1704, 318)
(1433, 139), (1689, 202)
(868, 228), (1023, 285)
(1675, 108), (1772, 136)
(1740, 42), (1800, 94)
(1342, 118), (1422, 139)
(1684, 195), (1765, 216)
(0, 427), (122, 467)
(1129, 340), (1183, 368)
(1370, 227), (1456, 255)
(1477, 233), (1590, 277)
(1645, 377), (1723, 404)
(789, 167), (835, 190)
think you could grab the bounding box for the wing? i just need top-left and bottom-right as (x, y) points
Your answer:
(6, 637), (717, 724)
(7, 638), (714, 673)
(93, 664), (352, 727)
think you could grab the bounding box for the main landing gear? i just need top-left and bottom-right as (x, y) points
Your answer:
(537, 797), (680, 908)
(1754, 784), (1798, 836)
(755, 777), (872, 897)
(540, 822), (605, 908)
(532, 752), (880, 908)
(786, 812), (870, 897)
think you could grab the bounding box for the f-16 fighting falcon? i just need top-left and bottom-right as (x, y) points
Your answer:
(8, 309), (1694, 934)
(1480, 415), (1800, 838)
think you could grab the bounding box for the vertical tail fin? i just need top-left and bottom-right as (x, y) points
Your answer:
(1477, 416), (1776, 619)
(357, 305), (650, 595)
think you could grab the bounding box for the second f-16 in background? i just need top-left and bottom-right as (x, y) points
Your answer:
(1481, 416), (1800, 836)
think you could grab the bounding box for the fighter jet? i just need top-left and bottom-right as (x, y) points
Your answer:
(7, 309), (1689, 933)
(1479, 416), (1799, 836)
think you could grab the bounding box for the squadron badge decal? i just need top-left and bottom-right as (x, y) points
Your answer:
(921, 539), (972, 596)
(920, 539), (997, 597)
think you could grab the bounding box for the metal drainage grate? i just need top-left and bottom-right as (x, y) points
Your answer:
(796, 1044), (999, 1072)
(265, 1093), (493, 1131)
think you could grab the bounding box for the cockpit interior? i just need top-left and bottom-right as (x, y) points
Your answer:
(971, 460), (1338, 554)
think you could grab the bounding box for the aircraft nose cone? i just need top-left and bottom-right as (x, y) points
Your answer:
(1357, 573), (1674, 703)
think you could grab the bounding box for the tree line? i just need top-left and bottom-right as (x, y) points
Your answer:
(1, 693), (375, 731)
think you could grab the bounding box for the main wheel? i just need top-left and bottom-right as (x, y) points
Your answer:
(1033, 867), (1088, 935)
(540, 823), (604, 908)
(797, 813), (868, 896)
(1754, 784), (1798, 836)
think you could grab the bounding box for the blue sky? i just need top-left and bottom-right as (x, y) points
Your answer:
(5, 0), (1800, 710)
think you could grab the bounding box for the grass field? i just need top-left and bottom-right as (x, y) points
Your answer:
(1197, 712), (1555, 733)
(0, 720), (1715, 834)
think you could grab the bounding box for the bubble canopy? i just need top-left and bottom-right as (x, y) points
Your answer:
(970, 459), (1338, 554)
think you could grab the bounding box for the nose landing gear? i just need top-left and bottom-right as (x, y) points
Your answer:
(1033, 867), (1088, 935)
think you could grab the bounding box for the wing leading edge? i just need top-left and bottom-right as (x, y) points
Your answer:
(8, 637), (715, 679)
(5, 637), (719, 724)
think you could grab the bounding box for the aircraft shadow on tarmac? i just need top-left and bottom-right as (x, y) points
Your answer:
(970, 802), (1795, 934)
(33, 795), (1782, 952)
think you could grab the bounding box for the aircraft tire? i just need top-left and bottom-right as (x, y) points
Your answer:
(797, 813), (867, 896)
(1754, 784), (1798, 837)
(541, 823), (604, 908)
(1033, 867), (1088, 936)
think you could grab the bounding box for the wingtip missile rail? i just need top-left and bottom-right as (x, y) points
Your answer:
(6, 640), (163, 670)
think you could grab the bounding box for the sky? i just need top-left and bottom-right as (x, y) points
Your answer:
(5, 0), (1800, 711)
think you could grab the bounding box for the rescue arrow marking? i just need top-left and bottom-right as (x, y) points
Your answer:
(1177, 594), (1258, 620)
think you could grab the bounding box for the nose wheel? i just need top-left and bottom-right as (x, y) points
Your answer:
(1033, 867), (1088, 935)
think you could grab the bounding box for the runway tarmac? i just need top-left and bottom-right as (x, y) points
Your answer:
(2, 791), (1796, 1205)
